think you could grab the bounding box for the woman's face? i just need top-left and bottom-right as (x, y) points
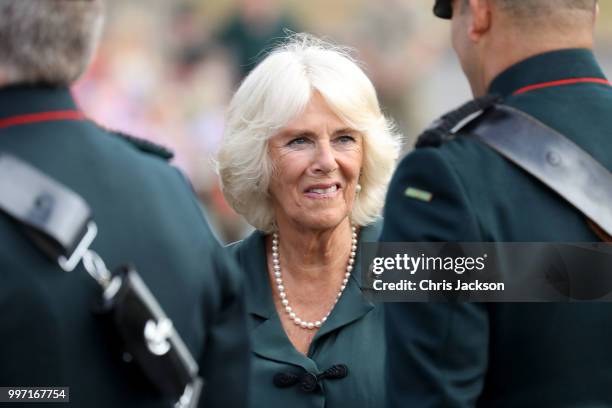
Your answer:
(268, 92), (363, 231)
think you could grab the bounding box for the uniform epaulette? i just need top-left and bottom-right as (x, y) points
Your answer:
(415, 94), (501, 148)
(111, 130), (174, 160)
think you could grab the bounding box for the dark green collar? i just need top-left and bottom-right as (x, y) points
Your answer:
(489, 48), (607, 97)
(236, 229), (275, 319)
(0, 85), (79, 120)
(234, 221), (382, 367)
(238, 221), (382, 319)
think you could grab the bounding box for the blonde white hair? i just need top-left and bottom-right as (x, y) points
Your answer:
(218, 34), (401, 232)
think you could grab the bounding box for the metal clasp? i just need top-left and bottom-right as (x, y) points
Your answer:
(144, 318), (174, 356)
(58, 221), (98, 272)
(82, 249), (112, 288)
(175, 378), (203, 408)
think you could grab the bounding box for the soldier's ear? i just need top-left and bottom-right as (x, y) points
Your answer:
(467, 0), (492, 42)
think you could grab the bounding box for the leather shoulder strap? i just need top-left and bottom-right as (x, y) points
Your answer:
(467, 104), (612, 240)
(0, 153), (92, 260)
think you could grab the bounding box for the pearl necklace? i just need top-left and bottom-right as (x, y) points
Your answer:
(272, 225), (358, 330)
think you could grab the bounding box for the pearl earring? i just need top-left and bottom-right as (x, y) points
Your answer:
(356, 183), (362, 193)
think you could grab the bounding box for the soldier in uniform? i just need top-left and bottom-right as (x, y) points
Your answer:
(0, 1), (249, 407)
(382, 0), (612, 407)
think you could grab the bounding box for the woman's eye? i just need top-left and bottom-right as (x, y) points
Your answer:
(336, 135), (356, 144)
(287, 137), (309, 146)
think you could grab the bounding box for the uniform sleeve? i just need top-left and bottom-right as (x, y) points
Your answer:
(381, 148), (489, 408)
(170, 168), (250, 408)
(199, 249), (250, 408)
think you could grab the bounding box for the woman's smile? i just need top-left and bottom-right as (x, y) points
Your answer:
(304, 182), (342, 199)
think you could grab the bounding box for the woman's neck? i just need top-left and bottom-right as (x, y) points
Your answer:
(269, 218), (355, 282)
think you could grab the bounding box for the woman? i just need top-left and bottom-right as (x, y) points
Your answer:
(218, 34), (400, 407)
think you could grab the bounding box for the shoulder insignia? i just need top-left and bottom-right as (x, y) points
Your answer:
(110, 130), (174, 160)
(405, 187), (433, 202)
(415, 94), (501, 148)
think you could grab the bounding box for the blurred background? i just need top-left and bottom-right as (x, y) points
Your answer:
(73, 0), (612, 243)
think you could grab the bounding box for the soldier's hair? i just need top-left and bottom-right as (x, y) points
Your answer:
(493, 0), (597, 19)
(217, 33), (401, 233)
(457, 0), (597, 31)
(458, 0), (596, 15)
(0, 0), (105, 86)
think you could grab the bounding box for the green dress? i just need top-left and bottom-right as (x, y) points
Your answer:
(382, 49), (612, 407)
(228, 221), (385, 408)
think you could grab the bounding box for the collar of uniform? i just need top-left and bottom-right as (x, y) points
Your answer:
(488, 48), (606, 97)
(0, 84), (79, 120)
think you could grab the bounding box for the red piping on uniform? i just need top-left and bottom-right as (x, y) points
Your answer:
(513, 77), (611, 95)
(0, 110), (85, 129)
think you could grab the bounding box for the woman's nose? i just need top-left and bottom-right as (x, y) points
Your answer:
(311, 141), (338, 175)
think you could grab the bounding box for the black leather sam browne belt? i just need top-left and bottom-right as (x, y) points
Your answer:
(469, 104), (612, 242)
(0, 153), (203, 408)
(417, 95), (612, 242)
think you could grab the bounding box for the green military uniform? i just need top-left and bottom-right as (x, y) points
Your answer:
(0, 85), (249, 407)
(381, 49), (612, 407)
(227, 221), (385, 408)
